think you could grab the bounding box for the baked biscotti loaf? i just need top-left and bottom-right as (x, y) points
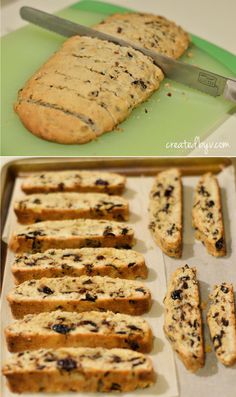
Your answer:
(21, 170), (126, 195)
(12, 247), (147, 284)
(2, 347), (155, 393)
(207, 283), (236, 366)
(192, 173), (226, 257)
(5, 310), (153, 353)
(14, 192), (129, 224)
(7, 275), (152, 319)
(149, 168), (183, 258)
(9, 219), (134, 254)
(15, 35), (163, 144)
(163, 264), (204, 372)
(95, 12), (189, 59)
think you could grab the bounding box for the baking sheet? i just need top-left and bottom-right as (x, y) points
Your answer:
(2, 0), (236, 157)
(1, 176), (178, 397)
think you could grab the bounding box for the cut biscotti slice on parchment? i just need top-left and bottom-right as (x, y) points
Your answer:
(9, 219), (134, 254)
(2, 347), (156, 393)
(192, 172), (226, 257)
(5, 310), (153, 353)
(7, 275), (152, 319)
(95, 12), (189, 59)
(163, 264), (204, 372)
(21, 170), (126, 195)
(12, 248), (147, 284)
(149, 168), (183, 258)
(207, 283), (236, 366)
(15, 35), (163, 144)
(14, 192), (129, 224)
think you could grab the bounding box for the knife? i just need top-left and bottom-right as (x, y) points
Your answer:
(20, 6), (236, 103)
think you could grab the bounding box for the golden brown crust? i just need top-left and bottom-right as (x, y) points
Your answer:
(5, 311), (153, 353)
(2, 347), (156, 393)
(14, 193), (129, 224)
(14, 35), (162, 144)
(12, 248), (147, 284)
(21, 170), (126, 195)
(7, 275), (152, 319)
(14, 101), (96, 144)
(9, 219), (134, 254)
(95, 12), (190, 59)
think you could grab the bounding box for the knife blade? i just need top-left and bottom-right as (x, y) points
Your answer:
(20, 6), (236, 102)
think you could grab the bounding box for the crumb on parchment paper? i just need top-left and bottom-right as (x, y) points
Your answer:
(201, 301), (208, 310)
(205, 344), (212, 353)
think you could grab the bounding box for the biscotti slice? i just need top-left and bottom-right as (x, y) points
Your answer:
(5, 310), (153, 353)
(15, 35), (163, 144)
(7, 275), (152, 318)
(2, 347), (155, 393)
(192, 173), (226, 257)
(163, 264), (204, 372)
(207, 283), (236, 366)
(149, 168), (183, 258)
(14, 192), (129, 224)
(9, 219), (134, 254)
(95, 12), (189, 59)
(22, 170), (126, 195)
(12, 248), (147, 284)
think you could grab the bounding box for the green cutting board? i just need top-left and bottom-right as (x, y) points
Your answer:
(1, 0), (236, 156)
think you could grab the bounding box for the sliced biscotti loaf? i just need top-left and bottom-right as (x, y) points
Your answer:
(5, 310), (153, 353)
(9, 219), (134, 254)
(12, 248), (147, 284)
(95, 12), (189, 59)
(163, 264), (204, 372)
(2, 347), (155, 393)
(192, 173), (226, 257)
(7, 275), (152, 318)
(207, 283), (236, 366)
(15, 35), (163, 144)
(22, 170), (126, 195)
(149, 168), (183, 258)
(14, 192), (129, 224)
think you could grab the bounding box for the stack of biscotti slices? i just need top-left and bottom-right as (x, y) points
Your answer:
(14, 12), (189, 144)
(3, 170), (156, 393)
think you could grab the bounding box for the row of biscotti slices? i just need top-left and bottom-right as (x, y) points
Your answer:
(4, 171), (156, 393)
(164, 264), (236, 372)
(148, 169), (226, 258)
(4, 275), (155, 392)
(15, 171), (129, 223)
